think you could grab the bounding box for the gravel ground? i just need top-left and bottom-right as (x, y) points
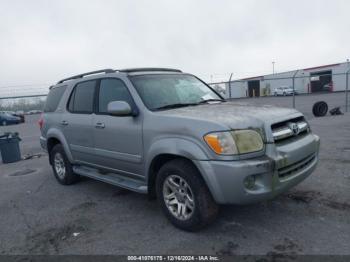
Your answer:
(0, 97), (349, 256)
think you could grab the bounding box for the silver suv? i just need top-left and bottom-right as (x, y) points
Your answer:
(40, 68), (320, 231)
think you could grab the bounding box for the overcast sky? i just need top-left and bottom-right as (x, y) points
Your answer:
(0, 0), (349, 96)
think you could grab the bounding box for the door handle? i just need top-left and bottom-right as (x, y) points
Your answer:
(61, 120), (68, 126)
(95, 122), (105, 129)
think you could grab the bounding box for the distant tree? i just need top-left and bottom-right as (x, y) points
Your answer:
(0, 96), (46, 112)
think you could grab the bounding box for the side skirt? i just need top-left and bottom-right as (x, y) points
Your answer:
(72, 165), (148, 194)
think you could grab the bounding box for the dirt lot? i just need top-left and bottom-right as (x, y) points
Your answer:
(0, 95), (349, 256)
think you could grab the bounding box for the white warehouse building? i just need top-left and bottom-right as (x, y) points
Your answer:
(210, 61), (350, 98)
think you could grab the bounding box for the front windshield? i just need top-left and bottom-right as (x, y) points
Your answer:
(129, 74), (222, 110)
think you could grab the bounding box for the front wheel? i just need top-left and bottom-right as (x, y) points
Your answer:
(156, 159), (218, 231)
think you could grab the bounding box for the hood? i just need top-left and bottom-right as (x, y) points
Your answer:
(157, 101), (302, 129)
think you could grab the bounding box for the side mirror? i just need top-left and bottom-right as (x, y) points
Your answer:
(107, 101), (134, 116)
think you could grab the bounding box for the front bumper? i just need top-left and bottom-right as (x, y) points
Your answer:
(194, 133), (320, 204)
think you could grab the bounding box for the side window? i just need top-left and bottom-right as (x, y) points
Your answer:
(98, 79), (133, 113)
(68, 80), (96, 113)
(44, 85), (67, 112)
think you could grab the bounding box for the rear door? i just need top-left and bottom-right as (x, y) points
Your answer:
(92, 78), (143, 177)
(62, 80), (97, 163)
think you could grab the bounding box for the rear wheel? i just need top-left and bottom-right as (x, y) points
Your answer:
(50, 144), (79, 185)
(156, 159), (218, 231)
(2, 120), (6, 126)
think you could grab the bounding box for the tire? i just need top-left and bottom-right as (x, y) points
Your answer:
(312, 101), (328, 117)
(50, 144), (79, 185)
(312, 102), (319, 116)
(274, 92), (277, 96)
(283, 92), (286, 96)
(2, 121), (6, 126)
(156, 159), (218, 231)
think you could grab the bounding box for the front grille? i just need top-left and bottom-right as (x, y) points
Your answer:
(278, 154), (316, 178)
(271, 116), (309, 142)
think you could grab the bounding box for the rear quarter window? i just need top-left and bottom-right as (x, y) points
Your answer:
(44, 85), (67, 112)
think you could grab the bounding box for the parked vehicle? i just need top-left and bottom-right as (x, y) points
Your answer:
(323, 83), (332, 91)
(0, 112), (21, 126)
(13, 111), (25, 123)
(0, 110), (25, 123)
(273, 86), (296, 96)
(26, 110), (42, 115)
(40, 68), (320, 231)
(0, 111), (16, 115)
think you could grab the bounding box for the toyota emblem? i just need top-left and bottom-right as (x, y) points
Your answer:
(288, 123), (300, 136)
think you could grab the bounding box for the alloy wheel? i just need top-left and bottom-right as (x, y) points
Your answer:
(163, 175), (195, 220)
(54, 153), (66, 179)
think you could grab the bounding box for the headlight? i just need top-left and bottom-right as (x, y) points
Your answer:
(231, 130), (264, 154)
(204, 130), (264, 155)
(204, 132), (238, 155)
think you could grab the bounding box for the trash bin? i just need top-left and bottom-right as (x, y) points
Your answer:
(0, 132), (22, 163)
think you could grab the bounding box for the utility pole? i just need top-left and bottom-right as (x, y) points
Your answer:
(228, 73), (233, 99)
(346, 62), (350, 112)
(272, 61), (275, 75)
(292, 70), (299, 109)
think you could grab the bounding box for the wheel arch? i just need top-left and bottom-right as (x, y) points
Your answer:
(46, 129), (74, 164)
(47, 137), (61, 164)
(145, 137), (210, 198)
(148, 154), (182, 198)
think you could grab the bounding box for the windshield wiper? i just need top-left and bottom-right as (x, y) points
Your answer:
(154, 99), (225, 111)
(197, 99), (225, 104)
(154, 103), (198, 111)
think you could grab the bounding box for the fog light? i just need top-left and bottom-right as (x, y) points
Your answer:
(244, 175), (256, 190)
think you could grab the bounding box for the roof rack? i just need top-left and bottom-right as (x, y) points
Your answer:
(119, 68), (182, 73)
(56, 68), (182, 84)
(57, 69), (115, 84)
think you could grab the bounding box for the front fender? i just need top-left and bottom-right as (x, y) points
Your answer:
(145, 137), (210, 176)
(46, 128), (74, 163)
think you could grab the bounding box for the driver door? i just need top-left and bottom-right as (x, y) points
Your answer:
(92, 78), (143, 177)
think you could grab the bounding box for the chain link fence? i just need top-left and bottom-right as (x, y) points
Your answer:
(209, 69), (350, 118)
